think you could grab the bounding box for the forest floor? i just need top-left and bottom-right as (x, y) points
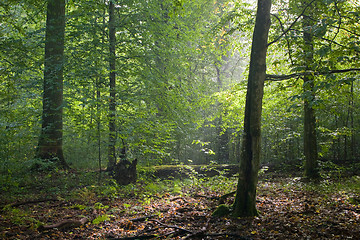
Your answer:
(1, 169), (360, 239)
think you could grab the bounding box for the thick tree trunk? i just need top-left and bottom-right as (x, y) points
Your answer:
(302, 5), (320, 179)
(36, 0), (68, 168)
(303, 84), (319, 178)
(107, 1), (117, 171)
(113, 159), (137, 185)
(232, 0), (271, 217)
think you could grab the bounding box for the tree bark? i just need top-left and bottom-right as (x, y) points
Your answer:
(302, 2), (320, 179)
(232, 0), (271, 217)
(107, 0), (117, 171)
(36, 0), (68, 168)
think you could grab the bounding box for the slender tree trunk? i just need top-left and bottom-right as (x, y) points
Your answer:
(98, 2), (106, 178)
(350, 81), (354, 159)
(215, 64), (229, 163)
(302, 6), (320, 179)
(36, 0), (68, 168)
(336, 117), (340, 160)
(97, 77), (102, 177)
(232, 0), (271, 218)
(333, 115), (339, 161)
(107, 0), (117, 171)
(345, 107), (349, 160)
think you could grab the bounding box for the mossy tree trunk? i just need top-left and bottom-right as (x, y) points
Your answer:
(232, 0), (271, 217)
(36, 0), (68, 168)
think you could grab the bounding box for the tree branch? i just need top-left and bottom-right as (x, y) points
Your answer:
(270, 14), (294, 64)
(320, 37), (360, 53)
(268, 0), (317, 46)
(266, 68), (360, 81)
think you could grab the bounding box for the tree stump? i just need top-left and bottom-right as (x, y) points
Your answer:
(113, 159), (137, 185)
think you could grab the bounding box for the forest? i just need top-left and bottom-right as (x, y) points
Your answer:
(1, 0), (359, 239)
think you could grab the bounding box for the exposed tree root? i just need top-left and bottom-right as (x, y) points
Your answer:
(193, 190), (236, 204)
(218, 190), (236, 203)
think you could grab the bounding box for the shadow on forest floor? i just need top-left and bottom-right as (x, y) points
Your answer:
(1, 168), (360, 239)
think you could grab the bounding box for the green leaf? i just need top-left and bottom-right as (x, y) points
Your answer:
(92, 214), (110, 225)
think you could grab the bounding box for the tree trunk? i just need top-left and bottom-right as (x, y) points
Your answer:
(302, 3), (320, 179)
(107, 0), (117, 171)
(36, 0), (68, 168)
(113, 159), (137, 185)
(97, 77), (102, 176)
(350, 81), (355, 159)
(215, 64), (229, 163)
(232, 0), (271, 217)
(217, 126), (229, 163)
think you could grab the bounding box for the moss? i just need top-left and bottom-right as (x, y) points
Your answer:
(212, 204), (231, 217)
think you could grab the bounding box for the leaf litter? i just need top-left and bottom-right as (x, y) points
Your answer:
(1, 175), (359, 239)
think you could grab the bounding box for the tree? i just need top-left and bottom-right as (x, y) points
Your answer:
(107, 0), (117, 171)
(213, 3), (231, 164)
(0, 2), (45, 167)
(265, 0), (360, 176)
(302, 0), (320, 179)
(36, 0), (68, 168)
(232, 0), (271, 217)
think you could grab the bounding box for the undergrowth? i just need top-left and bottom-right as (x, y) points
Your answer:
(1, 162), (359, 207)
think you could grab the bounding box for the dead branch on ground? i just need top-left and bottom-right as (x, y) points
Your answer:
(38, 217), (89, 231)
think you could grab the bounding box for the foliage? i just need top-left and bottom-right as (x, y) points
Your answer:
(71, 187), (97, 204)
(1, 205), (43, 230)
(24, 158), (59, 172)
(1, 0), (358, 174)
(92, 214), (111, 225)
